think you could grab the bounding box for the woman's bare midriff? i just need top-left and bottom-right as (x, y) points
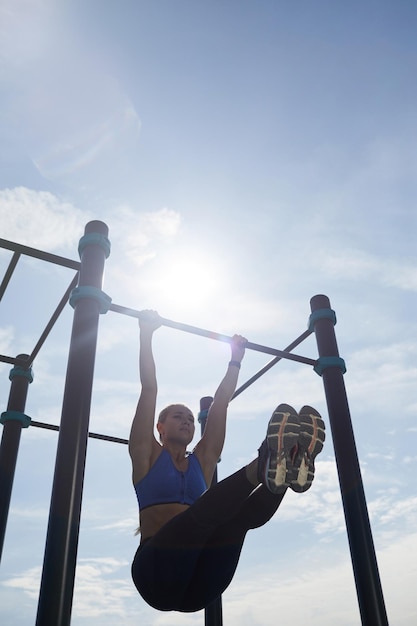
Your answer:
(139, 502), (190, 541)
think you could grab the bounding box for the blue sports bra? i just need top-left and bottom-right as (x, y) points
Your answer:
(134, 449), (207, 510)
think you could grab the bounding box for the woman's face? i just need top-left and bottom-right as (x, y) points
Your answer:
(158, 405), (195, 445)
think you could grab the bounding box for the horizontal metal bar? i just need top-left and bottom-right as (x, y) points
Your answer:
(0, 354), (24, 367)
(30, 421), (128, 445)
(109, 303), (316, 366)
(0, 239), (80, 271)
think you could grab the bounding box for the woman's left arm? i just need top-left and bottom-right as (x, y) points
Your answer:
(194, 334), (246, 475)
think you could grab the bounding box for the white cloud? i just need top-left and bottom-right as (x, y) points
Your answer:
(107, 206), (182, 268)
(1, 558), (136, 619)
(73, 558), (135, 619)
(219, 531), (417, 626)
(315, 247), (417, 292)
(223, 558), (361, 625)
(366, 452), (395, 461)
(2, 565), (41, 600)
(0, 187), (88, 252)
(346, 341), (417, 413)
(276, 460), (346, 536)
(274, 456), (417, 545)
(383, 262), (417, 291)
(371, 495), (417, 528)
(10, 505), (49, 520)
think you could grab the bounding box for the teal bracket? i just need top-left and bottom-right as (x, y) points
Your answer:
(78, 233), (111, 259)
(308, 308), (337, 331)
(197, 409), (209, 423)
(9, 365), (34, 383)
(69, 286), (112, 314)
(0, 410), (32, 428)
(314, 356), (347, 376)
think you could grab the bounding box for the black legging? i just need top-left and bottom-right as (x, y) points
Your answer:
(131, 467), (285, 612)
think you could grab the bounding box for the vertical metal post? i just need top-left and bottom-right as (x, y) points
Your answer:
(310, 294), (388, 626)
(198, 396), (223, 626)
(36, 221), (110, 626)
(0, 355), (33, 562)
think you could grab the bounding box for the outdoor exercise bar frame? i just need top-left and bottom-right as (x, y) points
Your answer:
(0, 223), (389, 626)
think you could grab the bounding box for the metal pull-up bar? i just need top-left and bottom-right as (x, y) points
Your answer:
(109, 303), (316, 367)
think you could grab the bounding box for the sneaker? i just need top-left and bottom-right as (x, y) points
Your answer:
(290, 406), (325, 493)
(258, 404), (300, 494)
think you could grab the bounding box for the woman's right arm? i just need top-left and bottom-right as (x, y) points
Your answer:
(129, 311), (162, 482)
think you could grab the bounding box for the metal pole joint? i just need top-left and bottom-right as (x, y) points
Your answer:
(9, 364), (34, 383)
(78, 232), (111, 259)
(69, 286), (112, 314)
(0, 411), (31, 428)
(308, 307), (337, 331)
(314, 356), (347, 376)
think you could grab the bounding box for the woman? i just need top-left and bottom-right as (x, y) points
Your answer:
(130, 310), (325, 612)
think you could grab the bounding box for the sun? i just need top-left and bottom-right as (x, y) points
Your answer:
(146, 251), (221, 316)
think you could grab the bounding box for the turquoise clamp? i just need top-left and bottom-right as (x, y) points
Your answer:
(1, 410), (32, 428)
(78, 232), (111, 259)
(314, 356), (347, 376)
(69, 286), (112, 314)
(9, 365), (34, 383)
(197, 409), (209, 424)
(308, 308), (337, 332)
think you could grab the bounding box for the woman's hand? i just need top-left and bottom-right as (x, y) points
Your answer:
(230, 334), (247, 363)
(138, 310), (162, 334)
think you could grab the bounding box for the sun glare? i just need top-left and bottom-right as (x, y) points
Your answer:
(147, 252), (221, 315)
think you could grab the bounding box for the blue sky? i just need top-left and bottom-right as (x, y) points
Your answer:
(1, 1), (416, 624)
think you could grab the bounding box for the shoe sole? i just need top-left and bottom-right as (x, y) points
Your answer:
(264, 404), (300, 494)
(291, 405), (325, 493)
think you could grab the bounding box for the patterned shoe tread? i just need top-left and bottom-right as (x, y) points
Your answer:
(264, 404), (300, 493)
(291, 405), (325, 493)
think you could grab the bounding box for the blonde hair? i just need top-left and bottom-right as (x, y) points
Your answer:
(157, 403), (192, 424)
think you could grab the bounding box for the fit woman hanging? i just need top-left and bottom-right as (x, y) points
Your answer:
(129, 310), (325, 612)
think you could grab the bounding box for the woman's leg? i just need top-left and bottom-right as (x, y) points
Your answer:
(132, 467), (259, 610)
(176, 484), (286, 611)
(132, 469), (285, 611)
